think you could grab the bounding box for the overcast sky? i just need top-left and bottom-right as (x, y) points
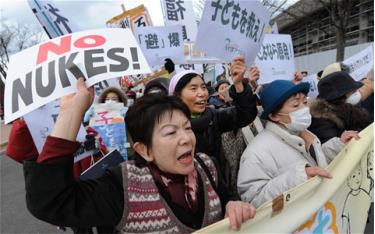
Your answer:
(1, 0), (165, 31)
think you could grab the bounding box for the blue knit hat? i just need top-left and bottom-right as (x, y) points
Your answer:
(260, 80), (310, 119)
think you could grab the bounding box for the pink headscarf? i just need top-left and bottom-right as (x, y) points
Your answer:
(168, 70), (201, 96)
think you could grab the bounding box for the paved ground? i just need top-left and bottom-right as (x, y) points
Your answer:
(0, 153), (72, 234)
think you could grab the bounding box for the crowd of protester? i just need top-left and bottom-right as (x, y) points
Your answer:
(5, 56), (373, 233)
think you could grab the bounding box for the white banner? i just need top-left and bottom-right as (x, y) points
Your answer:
(255, 34), (295, 84)
(4, 28), (150, 124)
(195, 0), (271, 66)
(195, 124), (374, 233)
(134, 25), (185, 69)
(161, 0), (198, 42)
(23, 100), (86, 153)
(344, 45), (374, 81)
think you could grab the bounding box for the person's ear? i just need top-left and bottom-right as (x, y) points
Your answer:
(268, 113), (280, 122)
(133, 142), (153, 162)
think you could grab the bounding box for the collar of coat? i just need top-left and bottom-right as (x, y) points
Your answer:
(309, 99), (345, 129)
(265, 121), (319, 153)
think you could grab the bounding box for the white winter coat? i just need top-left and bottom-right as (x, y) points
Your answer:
(237, 121), (344, 208)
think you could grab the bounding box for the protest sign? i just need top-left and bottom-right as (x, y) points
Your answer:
(183, 41), (222, 64)
(195, 0), (271, 66)
(106, 5), (153, 31)
(89, 102), (124, 126)
(161, 0), (198, 42)
(304, 73), (319, 98)
(28, 0), (80, 38)
(4, 28), (150, 124)
(92, 123), (128, 160)
(265, 22), (279, 34)
(23, 100), (87, 153)
(304, 46), (373, 98)
(89, 102), (128, 159)
(134, 25), (185, 69)
(255, 34), (295, 83)
(195, 124), (373, 233)
(343, 45), (373, 81)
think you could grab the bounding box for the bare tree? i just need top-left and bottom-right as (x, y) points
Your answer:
(262, 0), (289, 18)
(316, 0), (354, 61)
(0, 22), (45, 82)
(274, 0), (355, 61)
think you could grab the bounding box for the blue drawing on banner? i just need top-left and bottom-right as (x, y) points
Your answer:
(312, 208), (332, 234)
(93, 123), (128, 160)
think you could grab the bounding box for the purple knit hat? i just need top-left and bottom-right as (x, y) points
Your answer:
(168, 70), (201, 95)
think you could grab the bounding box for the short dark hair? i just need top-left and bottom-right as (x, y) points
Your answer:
(173, 73), (204, 96)
(98, 87), (127, 106)
(125, 95), (191, 150)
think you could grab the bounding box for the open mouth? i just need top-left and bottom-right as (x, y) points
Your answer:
(195, 100), (206, 107)
(177, 150), (193, 164)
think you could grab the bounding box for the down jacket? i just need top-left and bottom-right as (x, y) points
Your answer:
(237, 121), (344, 208)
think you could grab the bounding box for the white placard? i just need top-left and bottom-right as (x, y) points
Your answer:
(304, 73), (319, 98)
(343, 45), (374, 81)
(195, 0), (271, 66)
(134, 25), (185, 69)
(23, 100), (87, 153)
(255, 34), (295, 83)
(4, 28), (151, 124)
(161, 0), (198, 41)
(28, 0), (80, 38)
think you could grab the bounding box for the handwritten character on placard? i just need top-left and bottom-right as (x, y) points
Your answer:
(276, 43), (284, 60)
(166, 0), (186, 21)
(180, 64), (195, 70)
(119, 17), (130, 29)
(231, 3), (241, 30)
(145, 33), (160, 49)
(46, 4), (72, 34)
(246, 12), (256, 39)
(221, 0), (234, 25)
(211, 0), (223, 21)
(134, 16), (147, 28)
(181, 25), (188, 40)
(239, 9), (248, 34)
(282, 43), (290, 60)
(168, 32), (180, 47)
(272, 43), (278, 59)
(95, 111), (111, 125)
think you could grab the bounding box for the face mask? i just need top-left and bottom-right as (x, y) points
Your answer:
(280, 107), (312, 134)
(346, 90), (361, 105)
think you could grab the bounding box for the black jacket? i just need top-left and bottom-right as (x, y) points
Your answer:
(309, 99), (371, 143)
(191, 82), (257, 171)
(24, 150), (229, 230)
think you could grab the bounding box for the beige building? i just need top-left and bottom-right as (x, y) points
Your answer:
(275, 0), (373, 57)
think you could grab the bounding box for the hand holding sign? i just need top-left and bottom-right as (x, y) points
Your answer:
(231, 56), (247, 93)
(60, 78), (94, 114)
(51, 78), (94, 141)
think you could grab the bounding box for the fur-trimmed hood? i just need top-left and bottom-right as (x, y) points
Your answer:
(309, 99), (371, 131)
